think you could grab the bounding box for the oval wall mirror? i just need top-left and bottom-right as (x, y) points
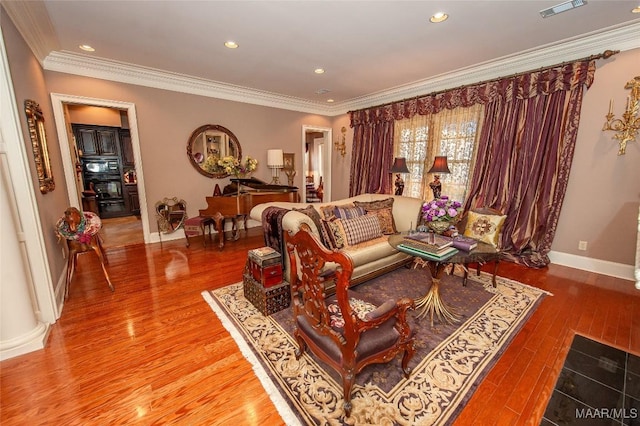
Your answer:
(186, 124), (242, 178)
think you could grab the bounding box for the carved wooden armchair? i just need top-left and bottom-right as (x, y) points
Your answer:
(285, 223), (415, 417)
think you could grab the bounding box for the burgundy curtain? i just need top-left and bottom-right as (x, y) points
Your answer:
(464, 60), (596, 267)
(349, 112), (395, 196)
(350, 60), (596, 267)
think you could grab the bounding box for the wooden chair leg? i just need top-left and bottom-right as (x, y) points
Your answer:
(91, 243), (114, 292)
(342, 369), (355, 417)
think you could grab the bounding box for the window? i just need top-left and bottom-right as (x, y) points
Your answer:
(394, 105), (483, 202)
(395, 115), (429, 199)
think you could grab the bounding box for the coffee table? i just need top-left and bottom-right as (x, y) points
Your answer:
(388, 234), (501, 326)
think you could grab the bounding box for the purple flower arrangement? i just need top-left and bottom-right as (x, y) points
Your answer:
(422, 195), (462, 222)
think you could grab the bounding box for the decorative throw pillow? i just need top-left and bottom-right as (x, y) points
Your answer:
(334, 205), (366, 219)
(338, 214), (383, 246)
(354, 198), (397, 234)
(319, 204), (338, 220)
(366, 207), (396, 235)
(354, 197), (395, 211)
(463, 211), (507, 248)
(293, 205), (326, 246)
(321, 218), (346, 249)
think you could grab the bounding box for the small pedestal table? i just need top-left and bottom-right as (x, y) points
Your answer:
(388, 234), (501, 327)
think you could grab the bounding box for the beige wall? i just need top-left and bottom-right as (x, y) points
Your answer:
(2, 14), (69, 284)
(329, 115), (352, 201)
(553, 48), (640, 265)
(43, 72), (331, 232)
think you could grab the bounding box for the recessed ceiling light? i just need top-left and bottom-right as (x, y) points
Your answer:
(327, 99), (334, 103)
(314, 68), (325, 74)
(79, 44), (95, 52)
(632, 6), (640, 13)
(429, 12), (448, 23)
(224, 41), (238, 49)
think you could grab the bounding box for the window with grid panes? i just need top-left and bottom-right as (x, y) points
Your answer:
(394, 106), (481, 203)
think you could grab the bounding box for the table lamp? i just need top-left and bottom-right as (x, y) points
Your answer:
(390, 157), (410, 195)
(267, 149), (284, 184)
(427, 156), (450, 199)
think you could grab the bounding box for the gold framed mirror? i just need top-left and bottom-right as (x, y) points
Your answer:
(155, 197), (187, 233)
(24, 100), (55, 194)
(186, 124), (242, 178)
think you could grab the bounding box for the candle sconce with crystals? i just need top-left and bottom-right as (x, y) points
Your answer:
(603, 76), (640, 155)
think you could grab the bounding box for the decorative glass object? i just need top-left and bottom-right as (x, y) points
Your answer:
(427, 220), (452, 234)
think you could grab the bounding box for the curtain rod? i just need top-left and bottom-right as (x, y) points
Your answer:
(351, 49), (619, 113)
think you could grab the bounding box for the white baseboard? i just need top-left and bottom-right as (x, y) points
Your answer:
(0, 322), (50, 361)
(148, 228), (186, 244)
(548, 250), (635, 282)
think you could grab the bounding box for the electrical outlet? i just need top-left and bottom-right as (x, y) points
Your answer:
(578, 240), (588, 251)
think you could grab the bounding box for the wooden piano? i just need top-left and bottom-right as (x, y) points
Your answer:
(198, 178), (298, 249)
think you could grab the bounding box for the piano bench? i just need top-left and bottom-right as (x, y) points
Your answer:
(184, 216), (215, 247)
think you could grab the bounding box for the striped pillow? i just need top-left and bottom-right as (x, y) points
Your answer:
(338, 214), (382, 246)
(334, 205), (366, 219)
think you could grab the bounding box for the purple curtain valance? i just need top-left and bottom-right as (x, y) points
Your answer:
(350, 60), (596, 126)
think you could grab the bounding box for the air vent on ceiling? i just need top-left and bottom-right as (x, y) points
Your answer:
(315, 88), (330, 95)
(540, 0), (587, 18)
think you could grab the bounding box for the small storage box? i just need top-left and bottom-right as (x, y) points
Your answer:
(248, 248), (282, 267)
(243, 271), (290, 316)
(247, 249), (283, 288)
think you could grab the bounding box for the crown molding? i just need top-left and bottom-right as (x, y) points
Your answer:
(42, 20), (640, 117)
(338, 20), (640, 114)
(43, 52), (337, 115)
(1, 0), (59, 65)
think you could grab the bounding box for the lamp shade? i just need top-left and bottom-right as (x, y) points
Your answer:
(427, 156), (450, 174)
(390, 157), (410, 173)
(267, 149), (284, 168)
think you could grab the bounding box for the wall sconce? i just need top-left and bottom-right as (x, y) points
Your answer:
(267, 149), (284, 184)
(427, 156), (450, 199)
(603, 76), (640, 155)
(334, 126), (346, 157)
(390, 157), (410, 195)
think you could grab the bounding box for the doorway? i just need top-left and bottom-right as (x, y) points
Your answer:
(50, 94), (150, 246)
(301, 125), (332, 203)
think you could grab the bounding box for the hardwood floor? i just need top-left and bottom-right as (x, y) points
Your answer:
(100, 215), (144, 248)
(1, 228), (638, 425)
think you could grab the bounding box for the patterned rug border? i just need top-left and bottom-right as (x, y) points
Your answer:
(202, 272), (551, 425)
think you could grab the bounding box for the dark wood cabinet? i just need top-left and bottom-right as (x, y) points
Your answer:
(73, 124), (139, 217)
(73, 125), (120, 157)
(124, 185), (140, 216)
(119, 129), (134, 167)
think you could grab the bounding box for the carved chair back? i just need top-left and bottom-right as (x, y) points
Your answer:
(285, 223), (415, 417)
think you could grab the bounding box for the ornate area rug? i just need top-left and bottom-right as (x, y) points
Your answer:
(202, 267), (549, 425)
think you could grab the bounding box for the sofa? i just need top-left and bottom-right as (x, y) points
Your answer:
(249, 194), (425, 286)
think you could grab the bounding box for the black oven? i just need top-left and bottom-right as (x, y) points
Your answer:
(81, 157), (127, 218)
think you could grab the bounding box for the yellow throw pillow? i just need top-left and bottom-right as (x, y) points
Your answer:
(463, 211), (506, 248)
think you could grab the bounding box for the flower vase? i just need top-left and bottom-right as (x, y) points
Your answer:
(427, 220), (452, 234)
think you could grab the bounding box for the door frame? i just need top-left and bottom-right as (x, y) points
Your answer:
(301, 125), (332, 203)
(50, 94), (150, 244)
